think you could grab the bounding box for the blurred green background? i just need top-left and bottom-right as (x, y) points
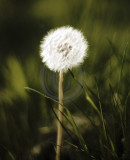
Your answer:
(0, 0), (130, 160)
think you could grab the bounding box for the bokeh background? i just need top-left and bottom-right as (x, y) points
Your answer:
(0, 0), (130, 160)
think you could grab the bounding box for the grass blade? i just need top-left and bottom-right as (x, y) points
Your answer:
(65, 108), (88, 153)
(0, 144), (15, 160)
(85, 91), (101, 117)
(117, 42), (128, 94)
(95, 78), (107, 141)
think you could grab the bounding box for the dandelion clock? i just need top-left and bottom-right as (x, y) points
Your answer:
(40, 26), (88, 160)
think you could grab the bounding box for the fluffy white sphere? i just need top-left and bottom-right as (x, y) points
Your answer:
(40, 26), (88, 72)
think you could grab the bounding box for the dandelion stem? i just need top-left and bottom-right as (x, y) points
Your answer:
(56, 69), (64, 160)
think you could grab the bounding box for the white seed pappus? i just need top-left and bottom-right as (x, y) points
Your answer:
(40, 26), (88, 72)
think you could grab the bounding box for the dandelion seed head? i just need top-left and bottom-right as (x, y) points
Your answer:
(40, 26), (88, 72)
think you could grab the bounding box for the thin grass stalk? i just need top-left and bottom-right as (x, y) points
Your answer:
(96, 81), (107, 141)
(56, 69), (64, 160)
